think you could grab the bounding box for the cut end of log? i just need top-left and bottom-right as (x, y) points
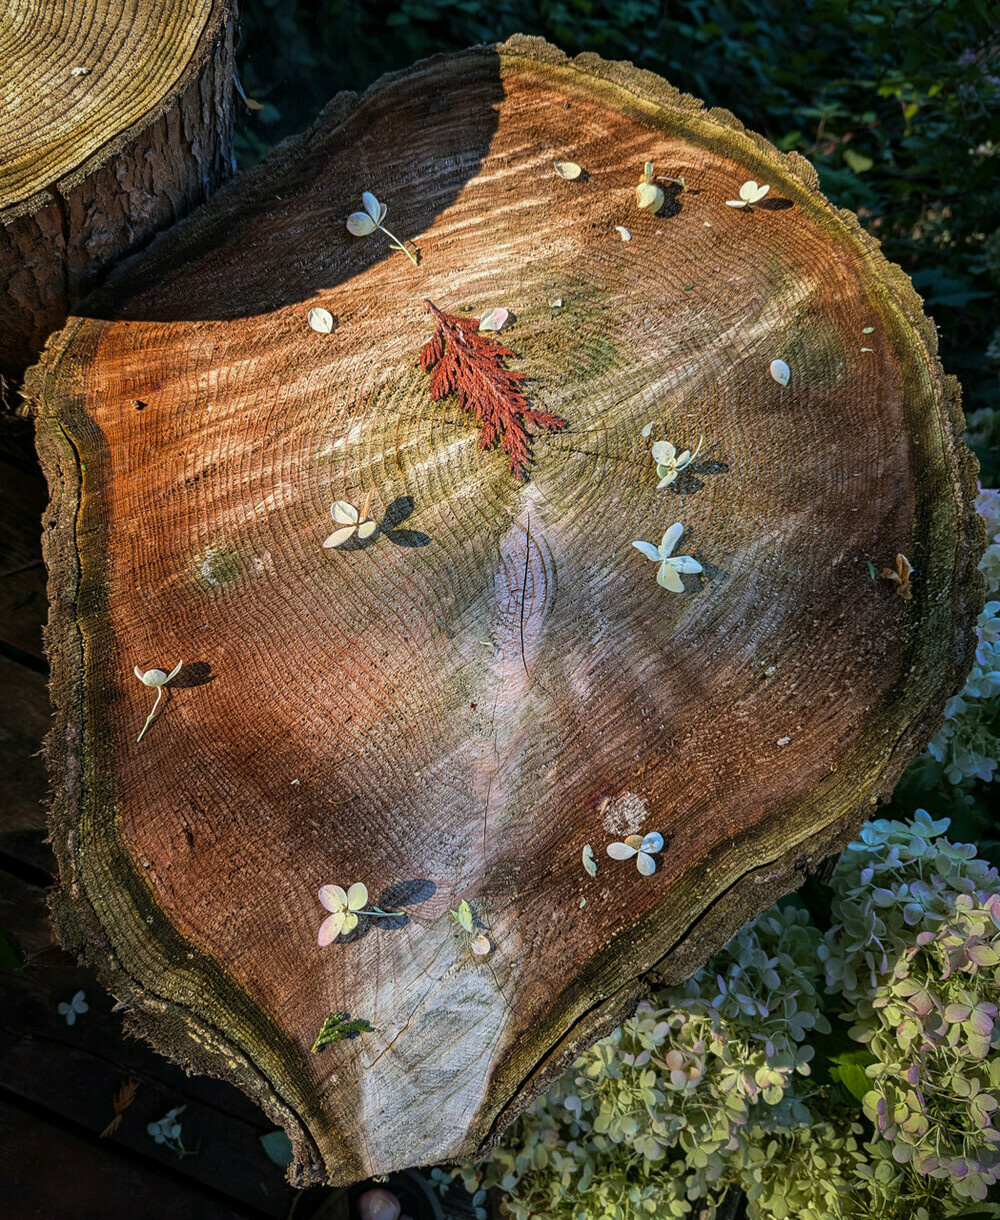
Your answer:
(28, 36), (982, 1185)
(0, 0), (236, 385)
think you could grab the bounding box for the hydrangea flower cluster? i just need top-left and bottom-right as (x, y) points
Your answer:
(927, 485), (1000, 783)
(439, 812), (1000, 1220)
(447, 906), (830, 1219)
(820, 808), (1000, 1201)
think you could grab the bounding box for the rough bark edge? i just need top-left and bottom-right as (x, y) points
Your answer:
(23, 327), (344, 1188)
(1, 0), (236, 388)
(27, 37), (985, 1182)
(1, 0), (236, 222)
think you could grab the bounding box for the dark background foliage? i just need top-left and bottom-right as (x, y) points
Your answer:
(235, 0), (999, 469)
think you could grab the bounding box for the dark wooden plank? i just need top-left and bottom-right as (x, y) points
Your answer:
(0, 870), (52, 959)
(0, 959), (297, 1217)
(0, 457), (47, 661)
(0, 1096), (255, 1220)
(0, 655), (53, 875)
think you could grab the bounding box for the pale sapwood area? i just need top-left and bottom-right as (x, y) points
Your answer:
(0, 0), (236, 400)
(25, 35), (983, 1187)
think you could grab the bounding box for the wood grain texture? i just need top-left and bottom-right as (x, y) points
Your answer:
(26, 37), (982, 1186)
(0, 0), (236, 390)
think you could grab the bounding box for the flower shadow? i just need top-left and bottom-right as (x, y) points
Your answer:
(381, 496), (430, 548)
(170, 661), (215, 688)
(338, 878), (436, 942)
(670, 458), (729, 496)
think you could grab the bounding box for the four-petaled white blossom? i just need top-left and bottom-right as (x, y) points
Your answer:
(607, 831), (665, 876)
(147, 1107), (185, 1145)
(650, 436), (703, 488)
(726, 180), (770, 208)
(317, 882), (401, 945)
(133, 661), (183, 742)
(632, 523), (703, 592)
(346, 191), (418, 264)
(317, 883), (369, 945)
(57, 990), (88, 1025)
(323, 493), (376, 549)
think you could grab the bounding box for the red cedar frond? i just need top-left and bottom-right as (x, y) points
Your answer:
(419, 300), (567, 480)
(99, 1077), (139, 1138)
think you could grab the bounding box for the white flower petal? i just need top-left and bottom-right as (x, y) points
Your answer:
(361, 191), (381, 221)
(478, 307), (509, 332)
(641, 421), (655, 438)
(739, 181), (759, 201)
(319, 884), (348, 913)
(340, 911), (359, 934)
(657, 563), (685, 593)
(750, 183), (770, 202)
(378, 202), (388, 224)
(470, 932), (492, 955)
(318, 912), (344, 945)
(615, 225), (632, 241)
(635, 182), (664, 212)
(143, 669), (168, 686)
(632, 541), (661, 562)
(607, 842), (638, 860)
(308, 307), (334, 334)
(582, 844), (597, 877)
(726, 199), (747, 208)
(356, 520), (377, 539)
(769, 359), (791, 386)
(640, 832), (664, 853)
(346, 212), (377, 236)
(165, 661), (183, 683)
(323, 526), (357, 549)
(656, 471), (678, 489)
(637, 851), (657, 876)
(660, 523), (684, 557)
(346, 882), (369, 911)
(332, 501), (359, 524)
(553, 161), (582, 180)
(650, 441), (676, 464)
(671, 556), (702, 574)
(134, 665), (144, 681)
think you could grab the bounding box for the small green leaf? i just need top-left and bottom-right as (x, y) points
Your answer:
(311, 1012), (374, 1053)
(451, 899), (474, 933)
(843, 148), (874, 174)
(862, 326), (874, 334)
(830, 1050), (876, 1102)
(866, 560), (877, 579)
(582, 844), (597, 877)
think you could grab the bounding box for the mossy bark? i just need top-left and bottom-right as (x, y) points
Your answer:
(27, 36), (982, 1186)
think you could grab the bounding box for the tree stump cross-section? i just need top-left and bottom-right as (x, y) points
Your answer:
(27, 37), (982, 1185)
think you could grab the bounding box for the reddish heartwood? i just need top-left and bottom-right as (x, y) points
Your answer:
(419, 299), (567, 479)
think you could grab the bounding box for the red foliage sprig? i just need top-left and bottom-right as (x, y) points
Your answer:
(418, 300), (567, 480)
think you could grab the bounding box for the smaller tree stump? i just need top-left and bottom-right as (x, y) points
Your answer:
(0, 0), (236, 395)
